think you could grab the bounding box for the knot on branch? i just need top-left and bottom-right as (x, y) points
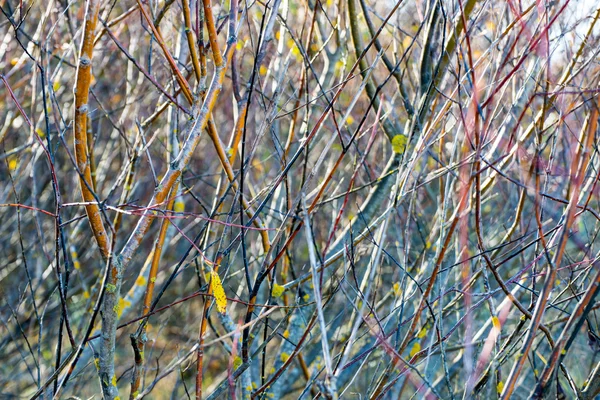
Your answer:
(79, 55), (92, 66)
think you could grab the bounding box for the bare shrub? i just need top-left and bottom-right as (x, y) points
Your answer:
(1, 0), (600, 398)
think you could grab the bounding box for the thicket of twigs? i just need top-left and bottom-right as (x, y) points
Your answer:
(2, 0), (600, 398)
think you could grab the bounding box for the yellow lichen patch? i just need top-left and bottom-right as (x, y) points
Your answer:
(173, 200), (185, 213)
(211, 270), (227, 314)
(491, 316), (501, 331)
(496, 381), (504, 394)
(409, 342), (420, 358)
(8, 158), (18, 171)
(35, 127), (45, 139)
(73, 260), (81, 270)
(112, 374), (117, 386)
(391, 135), (408, 154)
(136, 275), (147, 286)
(280, 352), (290, 363)
(271, 283), (285, 298)
(417, 326), (427, 339)
(117, 297), (131, 318)
(392, 282), (401, 297)
(53, 80), (60, 92)
(233, 356), (242, 369)
(282, 330), (290, 339)
(83, 291), (90, 299)
(288, 39), (301, 59)
(40, 349), (51, 360)
(252, 158), (264, 173)
(259, 65), (268, 76)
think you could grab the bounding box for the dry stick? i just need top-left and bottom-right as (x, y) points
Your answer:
(302, 195), (333, 378)
(128, 181), (180, 399)
(73, 0), (110, 260)
(312, 0), (405, 275)
(182, 0), (202, 84)
(358, 0), (403, 90)
(204, 118), (271, 250)
(536, 263), (600, 395)
(134, 0), (193, 103)
(112, 152), (137, 234)
(347, 0), (399, 141)
(93, 4), (138, 46)
(583, 355), (600, 400)
(194, 8), (272, 260)
(202, 0), (223, 68)
(193, 4), (274, 397)
(99, 20), (190, 114)
(227, 0), (281, 163)
(500, 103), (597, 399)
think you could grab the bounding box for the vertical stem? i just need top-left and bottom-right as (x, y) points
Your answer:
(183, 0), (203, 84)
(129, 181), (180, 399)
(74, 0), (110, 259)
